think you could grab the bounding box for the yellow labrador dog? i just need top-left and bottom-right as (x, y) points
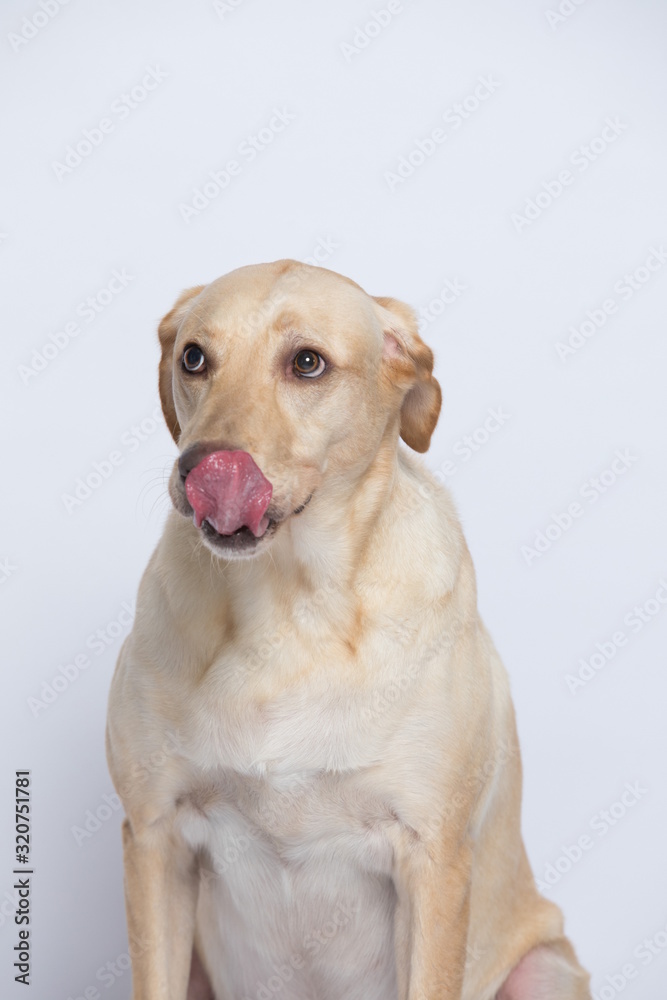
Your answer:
(106, 261), (591, 1000)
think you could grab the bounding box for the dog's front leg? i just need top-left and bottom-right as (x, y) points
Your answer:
(393, 830), (472, 1000)
(122, 817), (200, 1000)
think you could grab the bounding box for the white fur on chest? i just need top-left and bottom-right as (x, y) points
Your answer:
(177, 768), (399, 1000)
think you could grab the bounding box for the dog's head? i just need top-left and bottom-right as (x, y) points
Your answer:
(158, 260), (441, 558)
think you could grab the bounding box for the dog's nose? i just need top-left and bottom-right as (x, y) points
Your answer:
(178, 441), (237, 480)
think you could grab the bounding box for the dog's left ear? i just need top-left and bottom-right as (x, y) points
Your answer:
(157, 285), (205, 443)
(374, 296), (442, 453)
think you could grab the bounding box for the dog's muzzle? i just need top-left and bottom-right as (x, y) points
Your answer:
(183, 449), (273, 538)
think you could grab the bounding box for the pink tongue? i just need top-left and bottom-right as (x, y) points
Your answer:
(185, 450), (273, 538)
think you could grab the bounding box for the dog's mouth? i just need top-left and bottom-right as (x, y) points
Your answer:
(199, 516), (277, 554)
(173, 448), (313, 556)
(196, 497), (312, 555)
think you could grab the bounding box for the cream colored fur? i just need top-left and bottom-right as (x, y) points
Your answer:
(106, 261), (591, 1000)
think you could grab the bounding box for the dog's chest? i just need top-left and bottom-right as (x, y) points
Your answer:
(178, 769), (400, 999)
(177, 765), (397, 876)
(183, 596), (421, 778)
(166, 587), (426, 996)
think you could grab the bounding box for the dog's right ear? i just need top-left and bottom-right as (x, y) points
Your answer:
(157, 286), (205, 443)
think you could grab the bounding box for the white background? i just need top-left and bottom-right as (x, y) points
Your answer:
(2, 1), (667, 998)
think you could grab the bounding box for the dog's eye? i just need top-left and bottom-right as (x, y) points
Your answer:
(293, 350), (325, 378)
(182, 345), (206, 373)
